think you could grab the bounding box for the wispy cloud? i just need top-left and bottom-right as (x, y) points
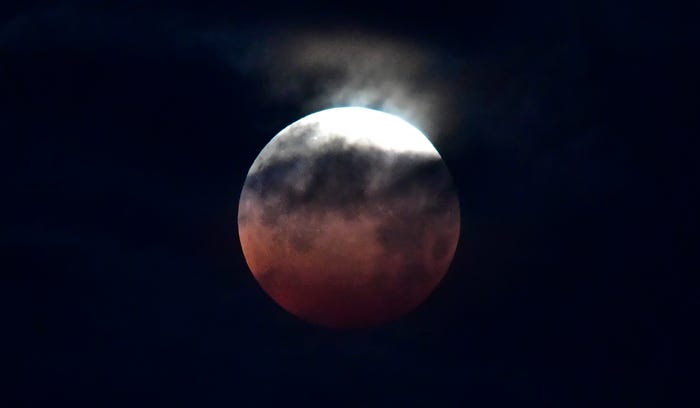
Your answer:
(209, 27), (466, 143)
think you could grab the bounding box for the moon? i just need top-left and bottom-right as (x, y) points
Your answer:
(238, 107), (460, 328)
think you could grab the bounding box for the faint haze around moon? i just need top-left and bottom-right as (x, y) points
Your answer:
(238, 107), (460, 328)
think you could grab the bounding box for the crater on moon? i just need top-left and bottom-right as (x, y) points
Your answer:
(238, 107), (460, 328)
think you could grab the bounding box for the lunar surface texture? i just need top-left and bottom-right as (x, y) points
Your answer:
(238, 107), (460, 328)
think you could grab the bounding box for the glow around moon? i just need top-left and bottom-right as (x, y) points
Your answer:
(238, 107), (460, 328)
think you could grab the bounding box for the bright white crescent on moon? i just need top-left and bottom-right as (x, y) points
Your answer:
(238, 107), (460, 328)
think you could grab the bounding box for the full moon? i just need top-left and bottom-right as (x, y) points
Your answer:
(238, 107), (460, 328)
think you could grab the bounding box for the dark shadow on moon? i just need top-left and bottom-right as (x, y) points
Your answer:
(244, 145), (453, 220)
(240, 120), (458, 257)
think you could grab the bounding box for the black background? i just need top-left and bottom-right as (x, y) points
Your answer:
(1, 0), (695, 406)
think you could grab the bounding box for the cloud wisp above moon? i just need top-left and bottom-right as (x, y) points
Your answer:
(213, 28), (465, 142)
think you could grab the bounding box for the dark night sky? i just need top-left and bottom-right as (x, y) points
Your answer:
(1, 0), (695, 406)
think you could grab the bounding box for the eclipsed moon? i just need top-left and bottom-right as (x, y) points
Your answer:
(238, 107), (460, 328)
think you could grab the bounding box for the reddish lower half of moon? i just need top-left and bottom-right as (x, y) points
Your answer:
(238, 197), (460, 328)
